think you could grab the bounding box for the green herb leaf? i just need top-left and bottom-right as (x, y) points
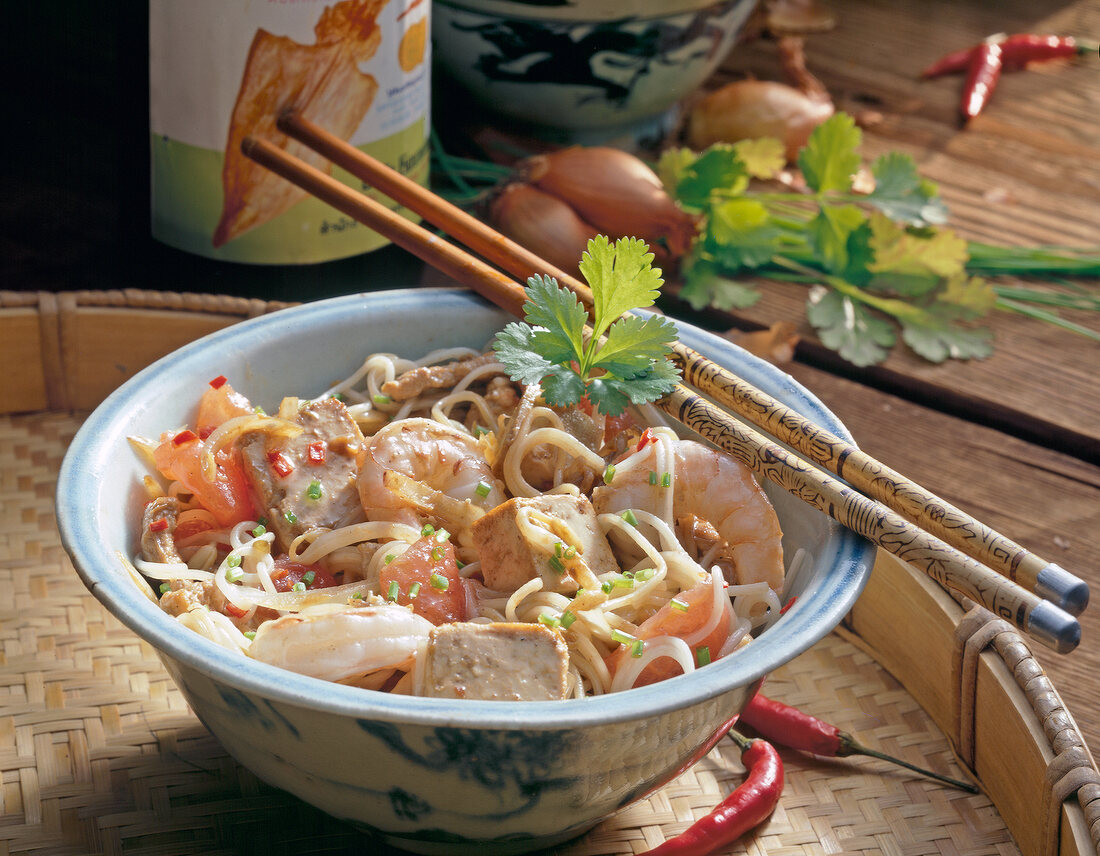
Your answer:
(708, 198), (782, 269)
(807, 204), (866, 275)
(868, 152), (949, 226)
(900, 316), (994, 362)
(675, 145), (748, 209)
(579, 236), (664, 341)
(806, 287), (896, 366)
(733, 138), (786, 179)
(798, 113), (862, 194)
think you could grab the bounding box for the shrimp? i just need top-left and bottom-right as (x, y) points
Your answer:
(358, 417), (506, 537)
(247, 603), (433, 683)
(592, 432), (784, 593)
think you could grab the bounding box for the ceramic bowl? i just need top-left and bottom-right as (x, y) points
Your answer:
(57, 288), (873, 855)
(432, 0), (760, 144)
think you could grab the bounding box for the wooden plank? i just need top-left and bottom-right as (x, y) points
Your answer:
(691, 0), (1100, 457)
(783, 361), (1100, 753)
(0, 309), (49, 414)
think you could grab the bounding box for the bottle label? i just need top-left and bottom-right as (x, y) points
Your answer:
(149, 0), (430, 264)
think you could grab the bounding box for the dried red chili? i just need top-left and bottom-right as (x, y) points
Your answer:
(639, 730), (782, 856)
(960, 39), (1004, 120)
(922, 33), (1095, 77)
(741, 693), (977, 791)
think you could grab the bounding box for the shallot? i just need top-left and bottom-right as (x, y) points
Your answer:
(488, 182), (595, 277)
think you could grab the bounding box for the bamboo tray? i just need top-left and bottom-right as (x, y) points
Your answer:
(2, 289), (1097, 856)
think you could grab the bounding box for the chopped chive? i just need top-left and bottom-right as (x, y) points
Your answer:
(696, 646), (711, 666)
(292, 582), (306, 592)
(601, 581), (613, 594)
(473, 425), (489, 438)
(306, 480), (322, 500)
(560, 610), (576, 629)
(408, 582), (421, 599)
(554, 541), (563, 557)
(602, 464), (616, 485)
(548, 555), (566, 575)
(243, 631), (256, 640)
(302, 570), (316, 586)
(386, 580), (399, 601)
(537, 613), (560, 629)
(226, 554), (242, 569)
(384, 553), (395, 564)
(159, 582), (170, 595)
(621, 509), (639, 527)
(563, 545), (577, 560)
(252, 524), (266, 537)
(648, 470), (658, 485)
(254, 406), (266, 415)
(475, 479), (492, 498)
(635, 568), (655, 581)
(630, 639), (645, 658)
(257, 516), (268, 527)
(613, 575), (635, 590)
(661, 472), (671, 488)
(671, 597), (689, 613)
(622, 571), (635, 579)
(434, 528), (451, 543)
(431, 545), (446, 562)
(330, 392), (346, 401)
(421, 523), (435, 537)
(610, 628), (637, 646)
(226, 566), (244, 583)
(351, 592), (363, 600)
(283, 510), (298, 525)
(456, 559), (466, 570)
(430, 572), (449, 591)
(373, 393), (392, 405)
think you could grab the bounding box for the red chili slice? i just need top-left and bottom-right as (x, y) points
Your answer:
(636, 427), (656, 451)
(208, 375), (228, 390)
(307, 441), (327, 465)
(172, 429), (199, 446)
(148, 518), (169, 533)
(267, 450), (294, 478)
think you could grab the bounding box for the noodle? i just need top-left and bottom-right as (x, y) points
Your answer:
(131, 343), (787, 699)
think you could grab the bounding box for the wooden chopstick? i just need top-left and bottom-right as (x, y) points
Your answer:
(240, 129), (1082, 653)
(276, 110), (1089, 620)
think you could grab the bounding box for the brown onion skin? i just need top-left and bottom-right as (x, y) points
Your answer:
(687, 80), (834, 162)
(488, 182), (597, 278)
(524, 146), (698, 257)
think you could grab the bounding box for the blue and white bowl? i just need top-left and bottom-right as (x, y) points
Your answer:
(57, 289), (873, 854)
(432, 0), (760, 144)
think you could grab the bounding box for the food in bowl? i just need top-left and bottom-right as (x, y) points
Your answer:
(57, 290), (872, 853)
(128, 339), (787, 701)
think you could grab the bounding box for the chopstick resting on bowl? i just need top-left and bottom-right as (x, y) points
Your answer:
(240, 123), (1083, 654)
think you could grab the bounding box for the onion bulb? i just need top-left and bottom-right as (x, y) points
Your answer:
(687, 79), (834, 162)
(488, 182), (596, 278)
(523, 146), (698, 257)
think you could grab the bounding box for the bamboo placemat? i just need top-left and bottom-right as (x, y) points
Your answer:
(1, 410), (1018, 856)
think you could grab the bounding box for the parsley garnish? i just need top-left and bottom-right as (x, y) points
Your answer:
(493, 236), (681, 415)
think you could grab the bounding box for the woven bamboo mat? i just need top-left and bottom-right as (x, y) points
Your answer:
(0, 411), (1018, 856)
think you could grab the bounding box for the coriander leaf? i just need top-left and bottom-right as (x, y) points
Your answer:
(539, 364), (588, 407)
(579, 236), (663, 342)
(867, 212), (968, 280)
(591, 313), (680, 377)
(521, 274), (587, 359)
(656, 147), (699, 197)
(493, 322), (556, 385)
(584, 379), (632, 417)
(806, 204), (866, 275)
(733, 138), (786, 179)
(676, 145), (748, 209)
(708, 198), (782, 269)
(798, 113), (862, 194)
(900, 318), (993, 362)
(868, 152), (949, 226)
(680, 255), (761, 310)
(587, 358), (681, 415)
(937, 273), (997, 317)
(806, 287), (895, 366)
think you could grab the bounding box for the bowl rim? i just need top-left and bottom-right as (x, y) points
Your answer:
(57, 288), (874, 729)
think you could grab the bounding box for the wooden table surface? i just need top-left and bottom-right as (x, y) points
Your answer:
(6, 0), (1099, 776)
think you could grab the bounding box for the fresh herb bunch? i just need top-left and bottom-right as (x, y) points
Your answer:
(494, 236), (681, 416)
(659, 113), (1099, 366)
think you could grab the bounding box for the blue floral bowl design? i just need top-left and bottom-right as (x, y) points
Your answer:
(57, 289), (873, 854)
(432, 0), (760, 143)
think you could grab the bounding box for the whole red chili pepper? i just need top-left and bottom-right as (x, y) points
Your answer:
(741, 693), (977, 792)
(921, 33), (1095, 77)
(960, 39), (1004, 121)
(639, 730), (783, 856)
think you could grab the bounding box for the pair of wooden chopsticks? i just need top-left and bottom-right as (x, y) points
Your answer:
(241, 112), (1087, 653)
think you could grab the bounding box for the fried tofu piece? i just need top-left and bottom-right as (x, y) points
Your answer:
(471, 494), (618, 593)
(420, 622), (569, 701)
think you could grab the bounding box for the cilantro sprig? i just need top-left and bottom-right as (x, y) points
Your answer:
(659, 113), (1099, 366)
(493, 236), (681, 416)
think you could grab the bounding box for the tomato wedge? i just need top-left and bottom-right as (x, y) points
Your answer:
(380, 537), (466, 625)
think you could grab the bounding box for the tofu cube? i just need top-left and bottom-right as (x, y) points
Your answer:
(471, 494), (619, 593)
(421, 622), (569, 701)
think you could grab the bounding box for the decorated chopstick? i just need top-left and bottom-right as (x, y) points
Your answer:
(275, 110), (1088, 619)
(240, 132), (1081, 653)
